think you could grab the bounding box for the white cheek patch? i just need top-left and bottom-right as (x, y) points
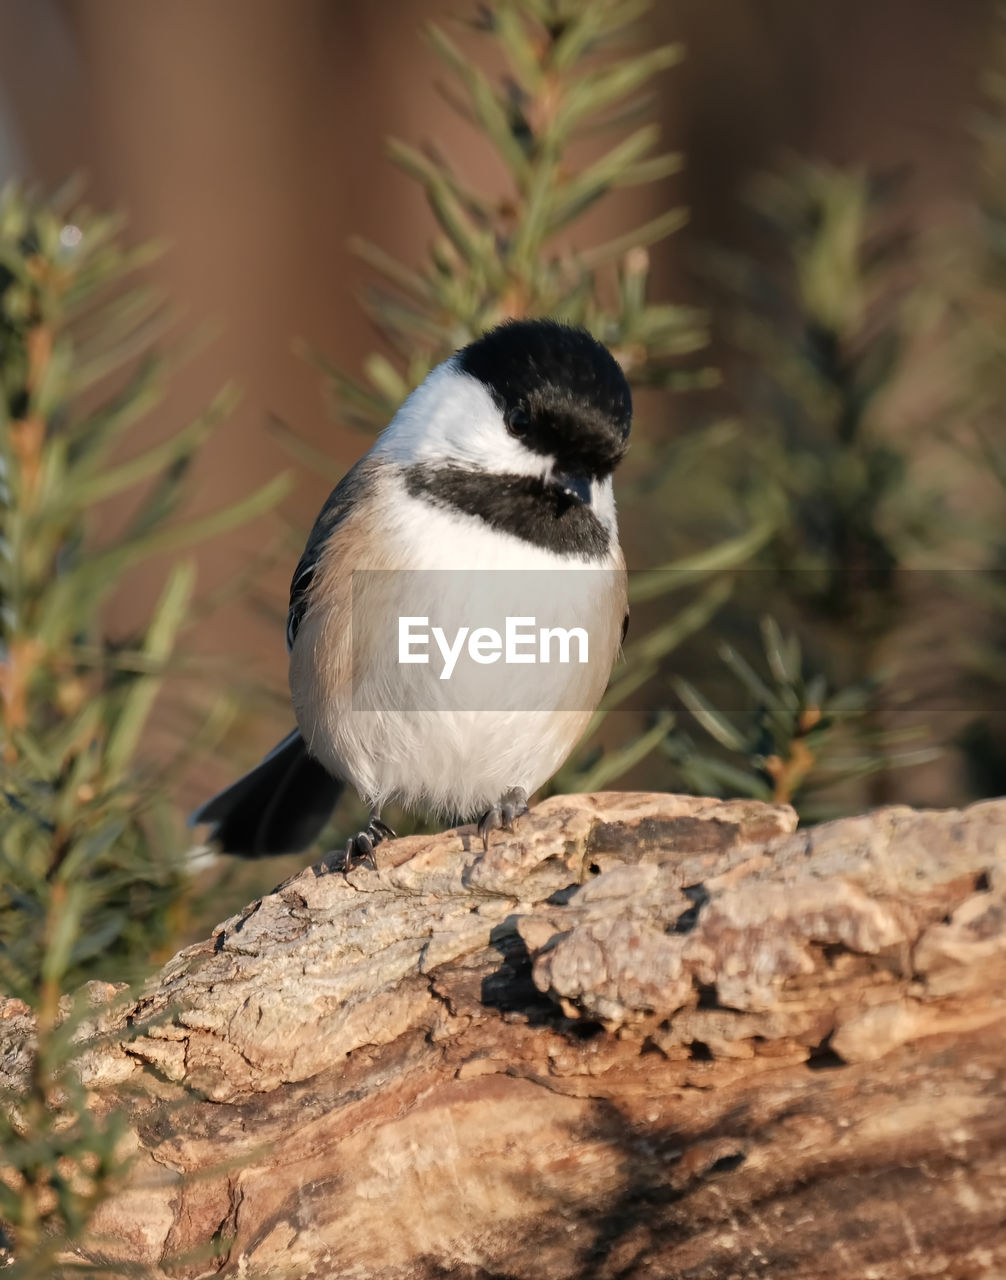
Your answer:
(592, 476), (617, 536)
(375, 360), (551, 480)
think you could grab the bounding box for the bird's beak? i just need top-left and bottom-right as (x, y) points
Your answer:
(552, 471), (592, 505)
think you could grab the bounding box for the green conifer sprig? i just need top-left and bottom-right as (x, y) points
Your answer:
(665, 616), (936, 815)
(304, 0), (783, 806)
(688, 159), (946, 808)
(317, 0), (714, 433)
(710, 160), (937, 626)
(0, 183), (290, 995)
(942, 5), (1006, 794)
(0, 181), (292, 1274)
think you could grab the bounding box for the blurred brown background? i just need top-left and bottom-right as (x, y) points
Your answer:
(0, 0), (993, 796)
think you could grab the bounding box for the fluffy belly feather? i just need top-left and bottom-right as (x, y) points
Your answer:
(290, 477), (625, 817)
(326, 705), (595, 817)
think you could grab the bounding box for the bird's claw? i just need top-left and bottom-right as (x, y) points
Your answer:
(368, 816), (397, 842)
(477, 787), (529, 852)
(343, 813), (397, 870)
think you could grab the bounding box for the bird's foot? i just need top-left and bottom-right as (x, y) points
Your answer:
(344, 812), (396, 870)
(477, 787), (529, 853)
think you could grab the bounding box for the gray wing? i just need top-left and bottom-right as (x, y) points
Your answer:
(286, 456), (377, 652)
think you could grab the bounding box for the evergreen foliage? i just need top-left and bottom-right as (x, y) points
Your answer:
(670, 159), (944, 810)
(0, 183), (288, 1271)
(318, 0), (712, 422)
(711, 161), (937, 625)
(666, 617), (935, 813)
(308, 0), (780, 800)
(0, 183), (288, 993)
(948, 8), (1006, 795)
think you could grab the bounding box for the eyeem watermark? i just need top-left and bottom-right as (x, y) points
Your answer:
(350, 566), (1003, 715)
(350, 568), (620, 710)
(399, 616), (589, 680)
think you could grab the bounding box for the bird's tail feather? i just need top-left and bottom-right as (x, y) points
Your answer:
(188, 729), (343, 856)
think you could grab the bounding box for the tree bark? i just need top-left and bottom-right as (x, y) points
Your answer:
(6, 792), (1006, 1278)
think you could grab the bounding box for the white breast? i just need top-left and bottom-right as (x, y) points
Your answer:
(294, 475), (626, 820)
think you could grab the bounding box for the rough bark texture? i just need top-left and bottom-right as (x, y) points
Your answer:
(5, 791), (1006, 1278)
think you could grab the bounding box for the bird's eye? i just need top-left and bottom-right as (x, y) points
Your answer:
(506, 405), (531, 435)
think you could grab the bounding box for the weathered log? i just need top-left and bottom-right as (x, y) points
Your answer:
(7, 792), (1006, 1278)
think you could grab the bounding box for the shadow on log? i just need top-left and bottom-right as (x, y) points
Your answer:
(5, 792), (1006, 1277)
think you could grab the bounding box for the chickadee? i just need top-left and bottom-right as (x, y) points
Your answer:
(191, 319), (630, 862)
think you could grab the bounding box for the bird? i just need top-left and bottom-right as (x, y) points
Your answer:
(190, 318), (631, 865)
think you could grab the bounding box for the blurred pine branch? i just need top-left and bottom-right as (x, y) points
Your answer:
(711, 160), (939, 621)
(692, 158), (945, 809)
(302, 0), (782, 806)
(0, 986), (133, 1278)
(313, 0), (715, 427)
(0, 182), (290, 1271)
(946, 5), (1006, 797)
(664, 616), (936, 817)
(0, 182), (290, 993)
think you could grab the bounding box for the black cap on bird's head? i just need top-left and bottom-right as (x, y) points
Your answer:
(456, 319), (632, 483)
